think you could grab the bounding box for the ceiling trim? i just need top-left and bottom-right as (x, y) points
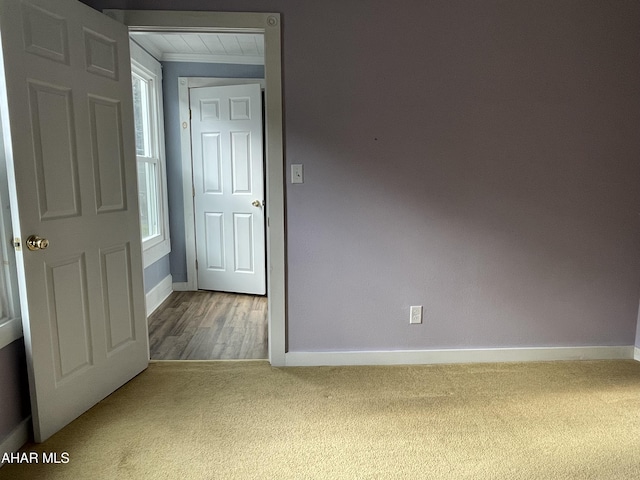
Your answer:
(160, 52), (264, 65)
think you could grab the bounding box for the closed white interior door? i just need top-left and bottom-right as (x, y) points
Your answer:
(190, 84), (266, 295)
(0, 0), (148, 441)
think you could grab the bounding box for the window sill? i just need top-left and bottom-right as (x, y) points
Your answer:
(142, 237), (171, 269)
(0, 317), (22, 350)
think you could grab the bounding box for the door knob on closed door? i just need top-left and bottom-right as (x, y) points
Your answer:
(26, 235), (49, 251)
(252, 200), (262, 207)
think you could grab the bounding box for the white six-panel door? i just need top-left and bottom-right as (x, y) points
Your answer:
(190, 84), (265, 295)
(0, 0), (148, 441)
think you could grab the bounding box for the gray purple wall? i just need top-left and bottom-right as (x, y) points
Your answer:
(84, 0), (640, 353)
(0, 340), (30, 443)
(143, 255), (170, 294)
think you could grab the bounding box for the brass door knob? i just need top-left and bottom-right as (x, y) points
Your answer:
(252, 200), (262, 207)
(26, 235), (49, 251)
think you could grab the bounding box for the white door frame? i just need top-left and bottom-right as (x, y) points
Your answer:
(178, 77), (266, 294)
(105, 10), (286, 366)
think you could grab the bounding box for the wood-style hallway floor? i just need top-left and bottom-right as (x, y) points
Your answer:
(148, 291), (268, 360)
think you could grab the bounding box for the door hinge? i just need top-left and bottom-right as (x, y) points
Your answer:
(189, 109), (192, 120)
(193, 186), (195, 198)
(195, 259), (198, 270)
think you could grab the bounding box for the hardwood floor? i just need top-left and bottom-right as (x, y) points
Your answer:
(148, 291), (267, 360)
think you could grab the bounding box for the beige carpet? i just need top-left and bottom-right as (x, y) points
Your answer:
(1, 360), (640, 479)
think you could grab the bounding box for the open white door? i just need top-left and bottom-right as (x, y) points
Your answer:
(0, 0), (148, 442)
(191, 84), (266, 295)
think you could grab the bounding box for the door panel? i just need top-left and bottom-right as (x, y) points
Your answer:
(46, 254), (91, 381)
(233, 213), (254, 273)
(0, 0), (148, 441)
(205, 212), (225, 270)
(28, 81), (81, 219)
(84, 29), (119, 80)
(89, 96), (126, 213)
(101, 243), (135, 353)
(231, 131), (252, 193)
(22, 2), (69, 63)
(202, 133), (222, 193)
(191, 84), (265, 295)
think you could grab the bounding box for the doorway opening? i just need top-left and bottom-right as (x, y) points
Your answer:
(110, 10), (286, 365)
(129, 32), (268, 360)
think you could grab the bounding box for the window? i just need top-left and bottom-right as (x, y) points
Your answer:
(130, 41), (170, 267)
(0, 117), (22, 349)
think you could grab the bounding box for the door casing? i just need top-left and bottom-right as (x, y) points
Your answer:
(106, 10), (286, 365)
(181, 78), (267, 295)
(179, 77), (267, 295)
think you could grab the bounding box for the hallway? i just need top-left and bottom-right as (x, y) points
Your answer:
(148, 291), (267, 360)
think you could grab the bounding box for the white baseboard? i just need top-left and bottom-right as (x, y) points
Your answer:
(635, 347), (640, 362)
(0, 318), (22, 351)
(145, 275), (173, 316)
(285, 346), (635, 367)
(171, 282), (191, 292)
(0, 417), (30, 467)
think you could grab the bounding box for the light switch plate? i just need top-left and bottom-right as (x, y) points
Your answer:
(291, 164), (303, 184)
(410, 306), (423, 324)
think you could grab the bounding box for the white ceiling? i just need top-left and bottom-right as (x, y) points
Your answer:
(130, 32), (264, 65)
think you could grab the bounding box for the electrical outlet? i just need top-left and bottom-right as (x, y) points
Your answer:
(410, 306), (423, 324)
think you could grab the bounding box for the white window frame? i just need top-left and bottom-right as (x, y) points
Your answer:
(0, 114), (22, 350)
(130, 40), (170, 268)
